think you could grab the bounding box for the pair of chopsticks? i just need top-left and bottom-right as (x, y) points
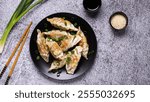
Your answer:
(0, 22), (32, 85)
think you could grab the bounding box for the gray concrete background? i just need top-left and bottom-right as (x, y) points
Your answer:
(0, 0), (150, 85)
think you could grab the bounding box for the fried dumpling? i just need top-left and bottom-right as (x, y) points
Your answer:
(60, 34), (82, 51)
(46, 38), (64, 60)
(48, 55), (66, 72)
(77, 27), (89, 60)
(43, 30), (68, 40)
(36, 29), (49, 62)
(47, 17), (78, 31)
(66, 46), (83, 74)
(71, 35), (82, 47)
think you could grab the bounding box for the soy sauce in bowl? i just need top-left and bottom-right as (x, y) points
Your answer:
(83, 0), (102, 12)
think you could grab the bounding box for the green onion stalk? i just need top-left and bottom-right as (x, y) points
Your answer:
(0, 0), (44, 54)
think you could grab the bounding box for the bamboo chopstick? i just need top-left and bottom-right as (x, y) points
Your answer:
(4, 23), (32, 85)
(5, 29), (30, 85)
(0, 22), (32, 79)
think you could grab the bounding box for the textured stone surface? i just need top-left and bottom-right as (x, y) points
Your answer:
(0, 0), (150, 85)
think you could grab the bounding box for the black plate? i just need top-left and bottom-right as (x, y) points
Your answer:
(30, 12), (97, 80)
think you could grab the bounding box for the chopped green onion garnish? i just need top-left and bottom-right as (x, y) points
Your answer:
(47, 37), (51, 41)
(88, 50), (95, 55)
(51, 36), (66, 42)
(45, 29), (48, 32)
(66, 57), (71, 64)
(36, 56), (40, 60)
(74, 22), (78, 27)
(70, 31), (76, 35)
(65, 22), (67, 26)
(71, 50), (74, 54)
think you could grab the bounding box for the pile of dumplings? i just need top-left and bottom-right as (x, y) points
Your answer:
(36, 17), (89, 74)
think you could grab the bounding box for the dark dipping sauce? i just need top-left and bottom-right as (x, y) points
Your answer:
(83, 0), (102, 11)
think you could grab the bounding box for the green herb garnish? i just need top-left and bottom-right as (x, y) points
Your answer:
(36, 56), (40, 60)
(66, 57), (71, 64)
(62, 17), (66, 19)
(88, 50), (95, 55)
(45, 29), (48, 32)
(47, 37), (51, 41)
(70, 31), (76, 35)
(51, 36), (66, 42)
(74, 22), (78, 27)
(54, 61), (60, 66)
(56, 61), (60, 66)
(71, 50), (74, 54)
(65, 22), (67, 26)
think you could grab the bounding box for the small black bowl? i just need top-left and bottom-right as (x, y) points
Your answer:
(109, 11), (128, 31)
(83, 0), (102, 12)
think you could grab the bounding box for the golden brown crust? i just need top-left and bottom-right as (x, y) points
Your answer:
(77, 27), (89, 59)
(47, 17), (78, 31)
(46, 38), (64, 60)
(66, 46), (83, 74)
(36, 29), (49, 62)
